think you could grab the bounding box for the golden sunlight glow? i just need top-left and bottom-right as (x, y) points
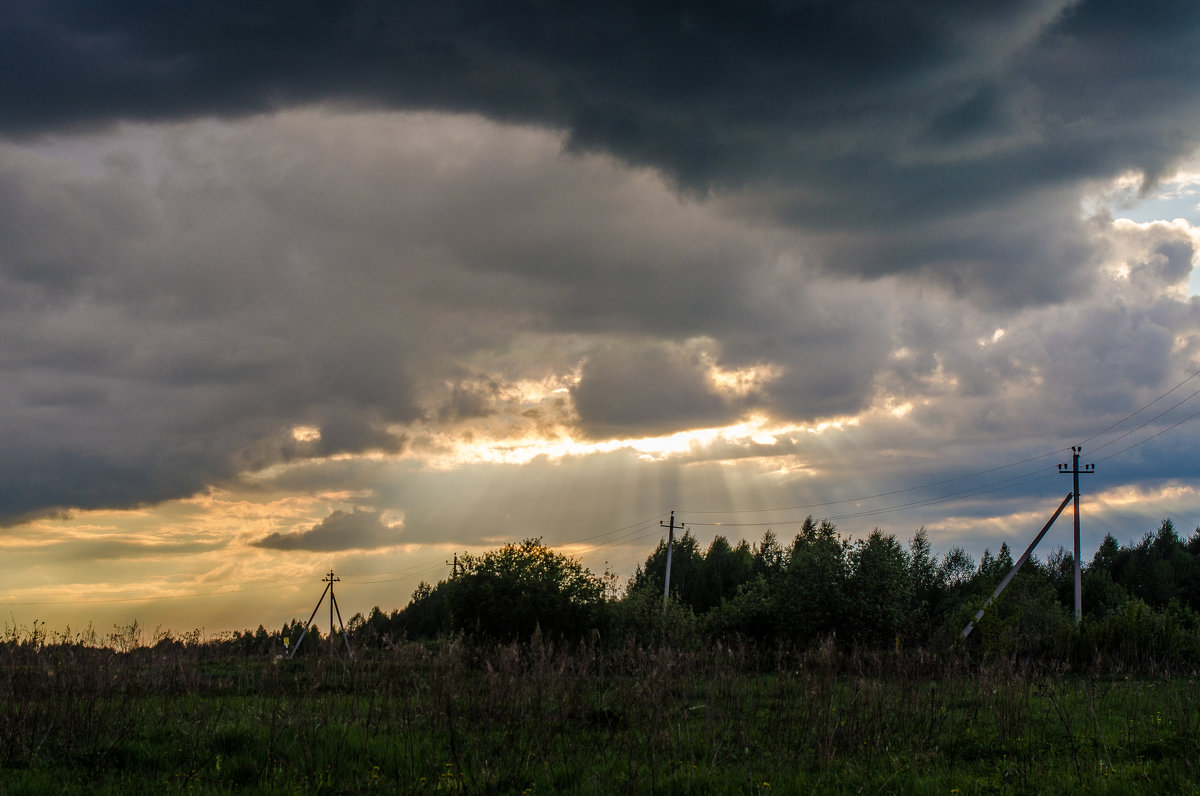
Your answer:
(708, 361), (781, 396)
(1091, 481), (1200, 510)
(292, 425), (321, 442)
(404, 410), (865, 471)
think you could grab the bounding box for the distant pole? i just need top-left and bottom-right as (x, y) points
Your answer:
(661, 511), (683, 611)
(288, 570), (352, 659)
(1059, 446), (1095, 623)
(325, 570), (339, 645)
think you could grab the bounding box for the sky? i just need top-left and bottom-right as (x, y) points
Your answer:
(3, 0), (1200, 637)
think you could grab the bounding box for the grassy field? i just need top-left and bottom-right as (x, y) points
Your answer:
(3, 635), (1200, 794)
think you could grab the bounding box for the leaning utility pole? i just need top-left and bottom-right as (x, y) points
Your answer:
(1059, 446), (1094, 623)
(661, 511), (684, 611)
(961, 493), (1074, 639)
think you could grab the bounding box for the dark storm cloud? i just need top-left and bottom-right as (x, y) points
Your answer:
(0, 0), (1198, 534)
(253, 508), (400, 551)
(4, 0), (1200, 301)
(438, 379), (501, 423)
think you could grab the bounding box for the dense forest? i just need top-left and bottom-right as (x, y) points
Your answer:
(242, 515), (1200, 669)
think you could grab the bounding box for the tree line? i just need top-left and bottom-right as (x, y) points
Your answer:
(181, 516), (1200, 669)
(284, 516), (1192, 664)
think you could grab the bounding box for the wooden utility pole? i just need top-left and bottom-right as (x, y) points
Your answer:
(288, 570), (353, 659)
(327, 570), (338, 643)
(661, 511), (683, 611)
(1059, 446), (1094, 623)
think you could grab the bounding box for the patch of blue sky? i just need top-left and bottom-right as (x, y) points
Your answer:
(1112, 177), (1200, 295)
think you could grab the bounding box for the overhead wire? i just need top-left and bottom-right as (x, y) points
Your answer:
(678, 447), (1069, 518)
(1092, 404), (1200, 464)
(677, 363), (1200, 530)
(1080, 366), (1200, 447)
(1087, 385), (1200, 456)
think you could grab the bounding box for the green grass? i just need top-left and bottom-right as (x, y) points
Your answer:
(3, 638), (1200, 793)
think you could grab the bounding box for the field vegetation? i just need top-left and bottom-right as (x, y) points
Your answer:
(5, 519), (1200, 793)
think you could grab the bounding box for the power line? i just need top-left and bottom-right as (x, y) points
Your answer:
(678, 364), (1200, 528)
(1093, 404), (1200, 464)
(1081, 366), (1200, 447)
(1088, 384), (1200, 456)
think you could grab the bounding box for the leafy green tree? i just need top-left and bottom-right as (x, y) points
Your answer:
(776, 517), (848, 645)
(908, 528), (944, 635)
(628, 530), (706, 610)
(1081, 570), (1129, 619)
(702, 576), (777, 640)
(1044, 545), (1075, 609)
(443, 538), (609, 639)
(971, 559), (1070, 659)
(846, 529), (912, 645)
(977, 542), (1014, 583)
(753, 529), (785, 580)
(939, 546), (975, 590)
(1081, 534), (1129, 619)
(1113, 520), (1188, 609)
(1092, 533), (1122, 573)
(612, 587), (700, 647)
(398, 581), (450, 639)
(696, 535), (755, 613)
(1180, 529), (1200, 610)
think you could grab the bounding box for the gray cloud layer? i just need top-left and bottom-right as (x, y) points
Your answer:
(254, 508), (401, 552)
(1, 1), (1199, 529)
